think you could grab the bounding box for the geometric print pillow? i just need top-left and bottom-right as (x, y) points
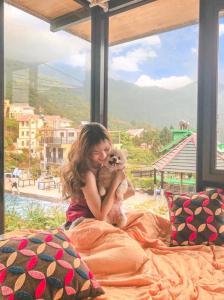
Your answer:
(0, 228), (104, 299)
(165, 189), (224, 246)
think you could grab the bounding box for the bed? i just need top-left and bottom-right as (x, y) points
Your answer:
(66, 211), (224, 300)
(1, 211), (224, 299)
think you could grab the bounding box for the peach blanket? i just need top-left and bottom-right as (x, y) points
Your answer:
(66, 211), (224, 300)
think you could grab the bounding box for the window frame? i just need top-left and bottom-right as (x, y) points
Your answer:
(1, 0), (224, 234)
(0, 0), (3, 234)
(197, 0), (224, 191)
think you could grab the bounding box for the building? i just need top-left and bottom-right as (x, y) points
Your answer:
(152, 131), (224, 192)
(140, 143), (152, 150)
(127, 128), (144, 138)
(9, 103), (35, 119)
(43, 115), (73, 129)
(16, 115), (44, 155)
(218, 144), (224, 153)
(4, 99), (10, 118)
(80, 121), (90, 127)
(39, 127), (78, 169)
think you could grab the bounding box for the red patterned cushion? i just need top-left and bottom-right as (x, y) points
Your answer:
(165, 189), (224, 246)
(0, 228), (104, 299)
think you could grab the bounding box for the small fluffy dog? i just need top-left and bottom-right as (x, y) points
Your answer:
(98, 148), (128, 228)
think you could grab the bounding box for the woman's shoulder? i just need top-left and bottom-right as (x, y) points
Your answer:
(81, 170), (99, 191)
(84, 170), (97, 181)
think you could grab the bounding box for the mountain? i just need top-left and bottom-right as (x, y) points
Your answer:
(36, 87), (90, 126)
(45, 63), (199, 129)
(4, 59), (89, 126)
(5, 59), (224, 132)
(108, 80), (197, 129)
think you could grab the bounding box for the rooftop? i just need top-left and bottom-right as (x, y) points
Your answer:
(127, 128), (144, 137)
(152, 133), (224, 173)
(16, 114), (41, 122)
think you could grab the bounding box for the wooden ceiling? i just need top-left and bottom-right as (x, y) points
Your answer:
(6, 0), (83, 20)
(6, 0), (199, 45)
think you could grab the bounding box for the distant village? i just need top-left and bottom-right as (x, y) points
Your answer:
(4, 99), (224, 195)
(4, 100), (148, 173)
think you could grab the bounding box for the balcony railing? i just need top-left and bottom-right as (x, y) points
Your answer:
(44, 157), (65, 165)
(40, 137), (75, 145)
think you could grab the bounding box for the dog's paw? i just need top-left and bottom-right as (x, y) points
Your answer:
(99, 186), (106, 196)
(115, 213), (127, 228)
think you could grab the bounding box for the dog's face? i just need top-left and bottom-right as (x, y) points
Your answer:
(104, 148), (126, 171)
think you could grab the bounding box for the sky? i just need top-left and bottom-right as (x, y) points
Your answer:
(4, 3), (224, 91)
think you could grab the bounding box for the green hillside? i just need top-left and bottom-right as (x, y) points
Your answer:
(4, 59), (205, 130)
(108, 79), (197, 129)
(35, 87), (90, 127)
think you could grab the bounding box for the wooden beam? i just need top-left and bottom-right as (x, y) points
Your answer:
(109, 0), (156, 16)
(180, 172), (183, 193)
(50, 7), (90, 32)
(161, 171), (164, 189)
(51, 0), (156, 32)
(74, 0), (156, 13)
(153, 169), (157, 185)
(0, 0), (4, 234)
(91, 6), (109, 127)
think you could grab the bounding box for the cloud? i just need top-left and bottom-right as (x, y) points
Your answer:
(111, 35), (161, 54)
(142, 35), (161, 46)
(5, 4), (90, 65)
(109, 35), (160, 76)
(219, 24), (224, 36)
(191, 47), (198, 54)
(135, 75), (193, 90)
(111, 48), (157, 72)
(63, 51), (91, 68)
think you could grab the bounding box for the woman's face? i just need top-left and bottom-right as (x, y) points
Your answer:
(89, 139), (111, 168)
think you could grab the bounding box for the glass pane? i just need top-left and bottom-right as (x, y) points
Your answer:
(4, 3), (91, 231)
(216, 13), (224, 170)
(108, 20), (199, 218)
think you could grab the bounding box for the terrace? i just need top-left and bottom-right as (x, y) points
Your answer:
(1, 3), (224, 299)
(1, 0), (224, 235)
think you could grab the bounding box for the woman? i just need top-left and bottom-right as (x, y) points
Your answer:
(61, 122), (134, 229)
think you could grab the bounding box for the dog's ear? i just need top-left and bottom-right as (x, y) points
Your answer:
(121, 148), (128, 158)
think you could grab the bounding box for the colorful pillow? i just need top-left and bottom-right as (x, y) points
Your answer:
(165, 189), (224, 246)
(0, 228), (104, 299)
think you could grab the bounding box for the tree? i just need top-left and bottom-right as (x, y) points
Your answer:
(5, 118), (19, 142)
(159, 127), (172, 146)
(132, 128), (162, 154)
(120, 132), (132, 147)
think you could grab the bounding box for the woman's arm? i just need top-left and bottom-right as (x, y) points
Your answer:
(123, 179), (135, 200)
(81, 170), (125, 221)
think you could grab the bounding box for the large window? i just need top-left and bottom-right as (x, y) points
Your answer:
(4, 3), (91, 231)
(108, 15), (199, 217)
(2, 1), (224, 234)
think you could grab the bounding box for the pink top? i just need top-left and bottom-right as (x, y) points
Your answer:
(66, 192), (94, 222)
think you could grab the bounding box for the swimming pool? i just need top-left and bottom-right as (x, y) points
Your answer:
(4, 193), (68, 217)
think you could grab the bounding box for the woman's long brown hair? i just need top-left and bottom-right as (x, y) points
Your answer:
(61, 122), (111, 199)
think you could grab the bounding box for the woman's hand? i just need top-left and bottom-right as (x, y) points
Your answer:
(114, 169), (125, 184)
(124, 180), (135, 200)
